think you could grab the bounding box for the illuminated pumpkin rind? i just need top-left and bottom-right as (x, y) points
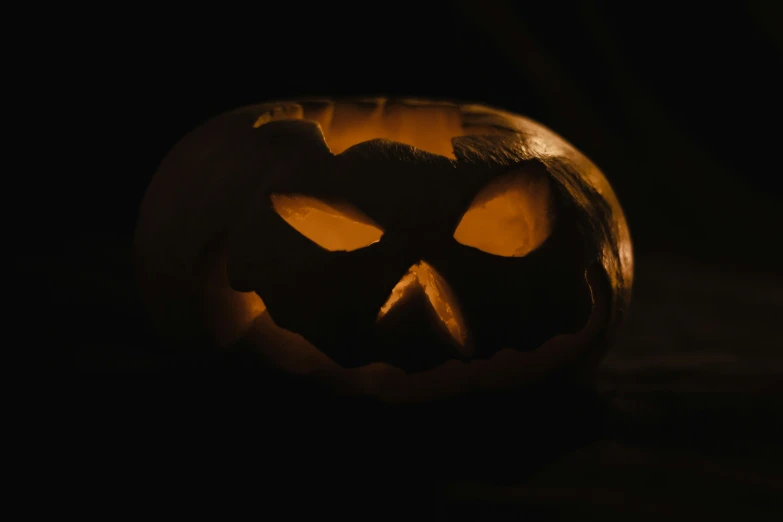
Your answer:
(134, 98), (632, 403)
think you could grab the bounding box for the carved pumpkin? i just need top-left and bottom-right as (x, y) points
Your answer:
(134, 98), (632, 403)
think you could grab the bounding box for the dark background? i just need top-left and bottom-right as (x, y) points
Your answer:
(16, 1), (782, 519)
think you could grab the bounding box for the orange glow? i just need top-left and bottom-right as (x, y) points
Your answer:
(254, 99), (465, 158)
(270, 194), (384, 252)
(377, 261), (469, 353)
(453, 169), (552, 257)
(377, 269), (419, 317)
(245, 265), (607, 403)
(137, 97), (631, 405)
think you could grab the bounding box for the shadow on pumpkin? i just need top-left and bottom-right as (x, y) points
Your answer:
(178, 265), (611, 483)
(130, 98), (626, 485)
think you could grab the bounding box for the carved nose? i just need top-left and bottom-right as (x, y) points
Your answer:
(374, 261), (471, 370)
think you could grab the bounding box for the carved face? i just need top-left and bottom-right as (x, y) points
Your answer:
(134, 98), (633, 403)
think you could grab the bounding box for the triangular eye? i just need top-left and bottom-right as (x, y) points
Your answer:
(453, 166), (553, 257)
(270, 193), (384, 252)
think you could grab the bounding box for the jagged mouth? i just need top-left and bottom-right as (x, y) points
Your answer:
(238, 267), (606, 403)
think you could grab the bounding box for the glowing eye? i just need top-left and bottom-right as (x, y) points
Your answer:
(270, 194), (384, 252)
(453, 166), (553, 257)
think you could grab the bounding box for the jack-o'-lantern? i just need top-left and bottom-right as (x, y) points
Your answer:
(134, 98), (632, 404)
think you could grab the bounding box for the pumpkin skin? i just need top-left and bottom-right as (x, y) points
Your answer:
(134, 98), (632, 404)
